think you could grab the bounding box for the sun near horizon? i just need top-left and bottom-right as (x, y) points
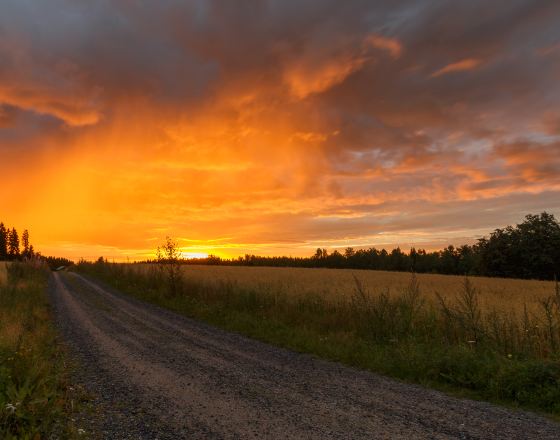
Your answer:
(1, 1), (559, 261)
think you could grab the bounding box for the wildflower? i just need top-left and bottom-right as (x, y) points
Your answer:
(5, 403), (17, 414)
(507, 354), (513, 359)
(78, 428), (86, 435)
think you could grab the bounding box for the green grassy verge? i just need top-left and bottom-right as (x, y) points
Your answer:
(77, 261), (560, 417)
(0, 262), (80, 439)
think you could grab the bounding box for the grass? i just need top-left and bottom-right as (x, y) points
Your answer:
(0, 262), (8, 286)
(77, 261), (560, 416)
(0, 262), (81, 439)
(170, 264), (556, 315)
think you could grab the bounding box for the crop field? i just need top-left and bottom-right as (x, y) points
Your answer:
(146, 264), (557, 315)
(0, 262), (8, 286)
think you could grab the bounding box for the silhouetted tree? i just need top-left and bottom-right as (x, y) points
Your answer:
(326, 250), (345, 268)
(389, 247), (408, 271)
(0, 223), (7, 260)
(477, 212), (560, 279)
(7, 228), (20, 260)
(440, 245), (460, 274)
(21, 229), (32, 259)
(157, 237), (184, 296)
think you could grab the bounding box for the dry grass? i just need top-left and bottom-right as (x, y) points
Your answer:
(0, 262), (8, 286)
(134, 264), (557, 314)
(0, 262), (80, 438)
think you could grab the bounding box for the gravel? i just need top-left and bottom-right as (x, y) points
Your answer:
(49, 272), (560, 439)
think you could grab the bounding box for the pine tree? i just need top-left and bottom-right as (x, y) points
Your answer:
(0, 223), (7, 260)
(8, 228), (20, 260)
(22, 229), (30, 258)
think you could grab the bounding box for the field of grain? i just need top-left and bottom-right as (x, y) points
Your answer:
(0, 262), (8, 286)
(172, 265), (557, 314)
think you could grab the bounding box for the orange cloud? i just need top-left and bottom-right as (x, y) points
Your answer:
(0, 87), (102, 126)
(430, 58), (483, 77)
(284, 55), (367, 99)
(284, 33), (402, 98)
(364, 34), (403, 59)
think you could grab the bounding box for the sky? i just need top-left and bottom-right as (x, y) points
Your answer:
(1, 0), (560, 261)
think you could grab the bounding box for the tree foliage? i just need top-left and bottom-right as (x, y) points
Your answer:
(477, 212), (560, 279)
(156, 236), (184, 296)
(0, 223), (7, 260)
(7, 227), (20, 259)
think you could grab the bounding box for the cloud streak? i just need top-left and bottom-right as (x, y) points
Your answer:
(430, 58), (483, 77)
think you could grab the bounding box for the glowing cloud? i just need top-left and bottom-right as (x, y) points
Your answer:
(364, 34), (403, 59)
(430, 58), (483, 77)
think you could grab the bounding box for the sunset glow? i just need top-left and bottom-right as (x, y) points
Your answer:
(1, 1), (559, 261)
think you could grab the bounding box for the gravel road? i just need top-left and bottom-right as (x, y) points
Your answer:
(49, 272), (560, 439)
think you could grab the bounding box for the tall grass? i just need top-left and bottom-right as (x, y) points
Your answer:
(0, 262), (78, 438)
(168, 264), (558, 314)
(78, 261), (560, 415)
(0, 262), (8, 286)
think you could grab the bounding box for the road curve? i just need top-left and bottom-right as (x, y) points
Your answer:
(49, 272), (560, 439)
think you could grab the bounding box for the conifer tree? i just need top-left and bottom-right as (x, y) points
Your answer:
(22, 229), (30, 258)
(7, 228), (20, 260)
(0, 223), (7, 260)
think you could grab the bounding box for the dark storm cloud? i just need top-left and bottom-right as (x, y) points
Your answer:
(2, 1), (559, 127)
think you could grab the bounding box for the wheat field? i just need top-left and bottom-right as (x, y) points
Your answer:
(0, 262), (8, 286)
(165, 264), (557, 314)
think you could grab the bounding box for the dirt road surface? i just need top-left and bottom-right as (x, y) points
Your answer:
(49, 272), (560, 439)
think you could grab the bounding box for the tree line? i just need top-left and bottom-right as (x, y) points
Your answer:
(0, 221), (74, 269)
(176, 212), (560, 280)
(0, 222), (35, 260)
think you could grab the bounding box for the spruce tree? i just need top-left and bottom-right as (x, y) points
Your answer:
(0, 223), (7, 260)
(8, 228), (20, 260)
(22, 229), (30, 258)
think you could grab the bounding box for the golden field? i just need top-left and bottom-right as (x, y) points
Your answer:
(0, 262), (8, 286)
(133, 264), (558, 314)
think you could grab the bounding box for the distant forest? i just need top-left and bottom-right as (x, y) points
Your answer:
(4, 213), (560, 280)
(0, 222), (72, 269)
(171, 212), (560, 281)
